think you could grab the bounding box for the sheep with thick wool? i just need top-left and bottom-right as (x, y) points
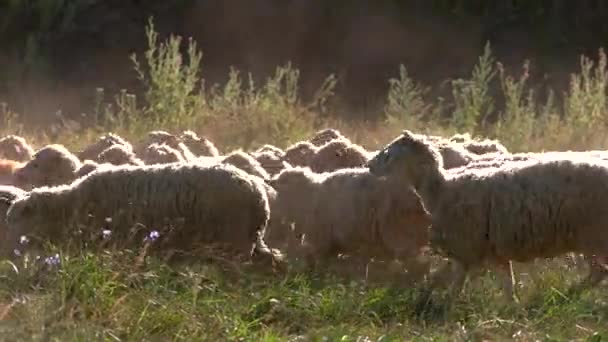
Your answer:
(134, 130), (195, 162)
(5, 163), (277, 263)
(309, 128), (346, 147)
(98, 145), (144, 166)
(13, 144), (82, 190)
(284, 141), (318, 167)
(448, 132), (509, 155)
(180, 130), (220, 157)
(269, 166), (432, 278)
(0, 135), (35, 162)
(254, 144), (285, 159)
(222, 150), (270, 180)
(0, 185), (26, 255)
(368, 130), (608, 301)
(140, 143), (185, 165)
(254, 151), (291, 177)
(310, 139), (370, 173)
(78, 133), (132, 162)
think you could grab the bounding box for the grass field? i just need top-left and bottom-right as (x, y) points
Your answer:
(1, 22), (608, 341)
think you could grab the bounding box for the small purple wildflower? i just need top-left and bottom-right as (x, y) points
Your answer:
(13, 249), (21, 257)
(44, 254), (61, 266)
(19, 236), (29, 245)
(145, 230), (160, 242)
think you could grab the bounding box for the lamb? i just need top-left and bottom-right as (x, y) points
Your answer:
(254, 151), (292, 177)
(180, 130), (220, 157)
(4, 163), (278, 264)
(140, 143), (185, 165)
(309, 128), (347, 147)
(367, 130), (608, 301)
(0, 135), (35, 162)
(268, 166), (433, 279)
(77, 133), (132, 162)
(98, 145), (144, 166)
(13, 144), (82, 190)
(284, 141), (318, 167)
(309, 139), (370, 173)
(0, 185), (26, 256)
(0, 159), (23, 186)
(222, 150), (270, 180)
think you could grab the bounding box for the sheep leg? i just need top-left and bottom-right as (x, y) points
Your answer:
(496, 260), (518, 303)
(583, 255), (608, 287)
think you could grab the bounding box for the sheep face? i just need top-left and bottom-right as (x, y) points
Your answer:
(14, 145), (80, 189)
(4, 195), (47, 247)
(368, 131), (442, 183)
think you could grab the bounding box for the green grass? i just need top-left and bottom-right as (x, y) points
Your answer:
(0, 250), (607, 341)
(2, 19), (608, 341)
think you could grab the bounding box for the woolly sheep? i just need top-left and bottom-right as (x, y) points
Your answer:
(0, 135), (35, 162)
(77, 133), (132, 162)
(0, 159), (23, 186)
(0, 185), (26, 255)
(98, 145), (144, 166)
(269, 166), (433, 279)
(134, 131), (196, 162)
(180, 131), (220, 157)
(254, 151), (292, 177)
(75, 160), (103, 178)
(222, 150), (270, 180)
(13, 144), (82, 190)
(284, 141), (318, 167)
(5, 163), (277, 264)
(310, 139), (370, 173)
(368, 130), (608, 301)
(463, 139), (509, 155)
(448, 132), (509, 155)
(309, 128), (346, 147)
(140, 143), (185, 165)
(254, 144), (285, 159)
(435, 142), (474, 169)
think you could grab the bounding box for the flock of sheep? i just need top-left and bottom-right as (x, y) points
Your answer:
(0, 127), (606, 303)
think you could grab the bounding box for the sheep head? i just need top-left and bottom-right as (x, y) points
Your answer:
(367, 130), (443, 185)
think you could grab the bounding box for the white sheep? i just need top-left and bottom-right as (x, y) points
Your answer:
(368, 130), (608, 301)
(180, 130), (220, 157)
(140, 143), (186, 165)
(309, 139), (370, 173)
(134, 131), (195, 162)
(284, 141), (318, 167)
(98, 145), (144, 166)
(254, 151), (292, 177)
(13, 144), (82, 190)
(5, 163), (278, 265)
(254, 144), (285, 159)
(0, 135), (35, 162)
(0, 185), (27, 256)
(222, 150), (270, 180)
(269, 166), (432, 279)
(309, 128), (347, 147)
(78, 133), (132, 162)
